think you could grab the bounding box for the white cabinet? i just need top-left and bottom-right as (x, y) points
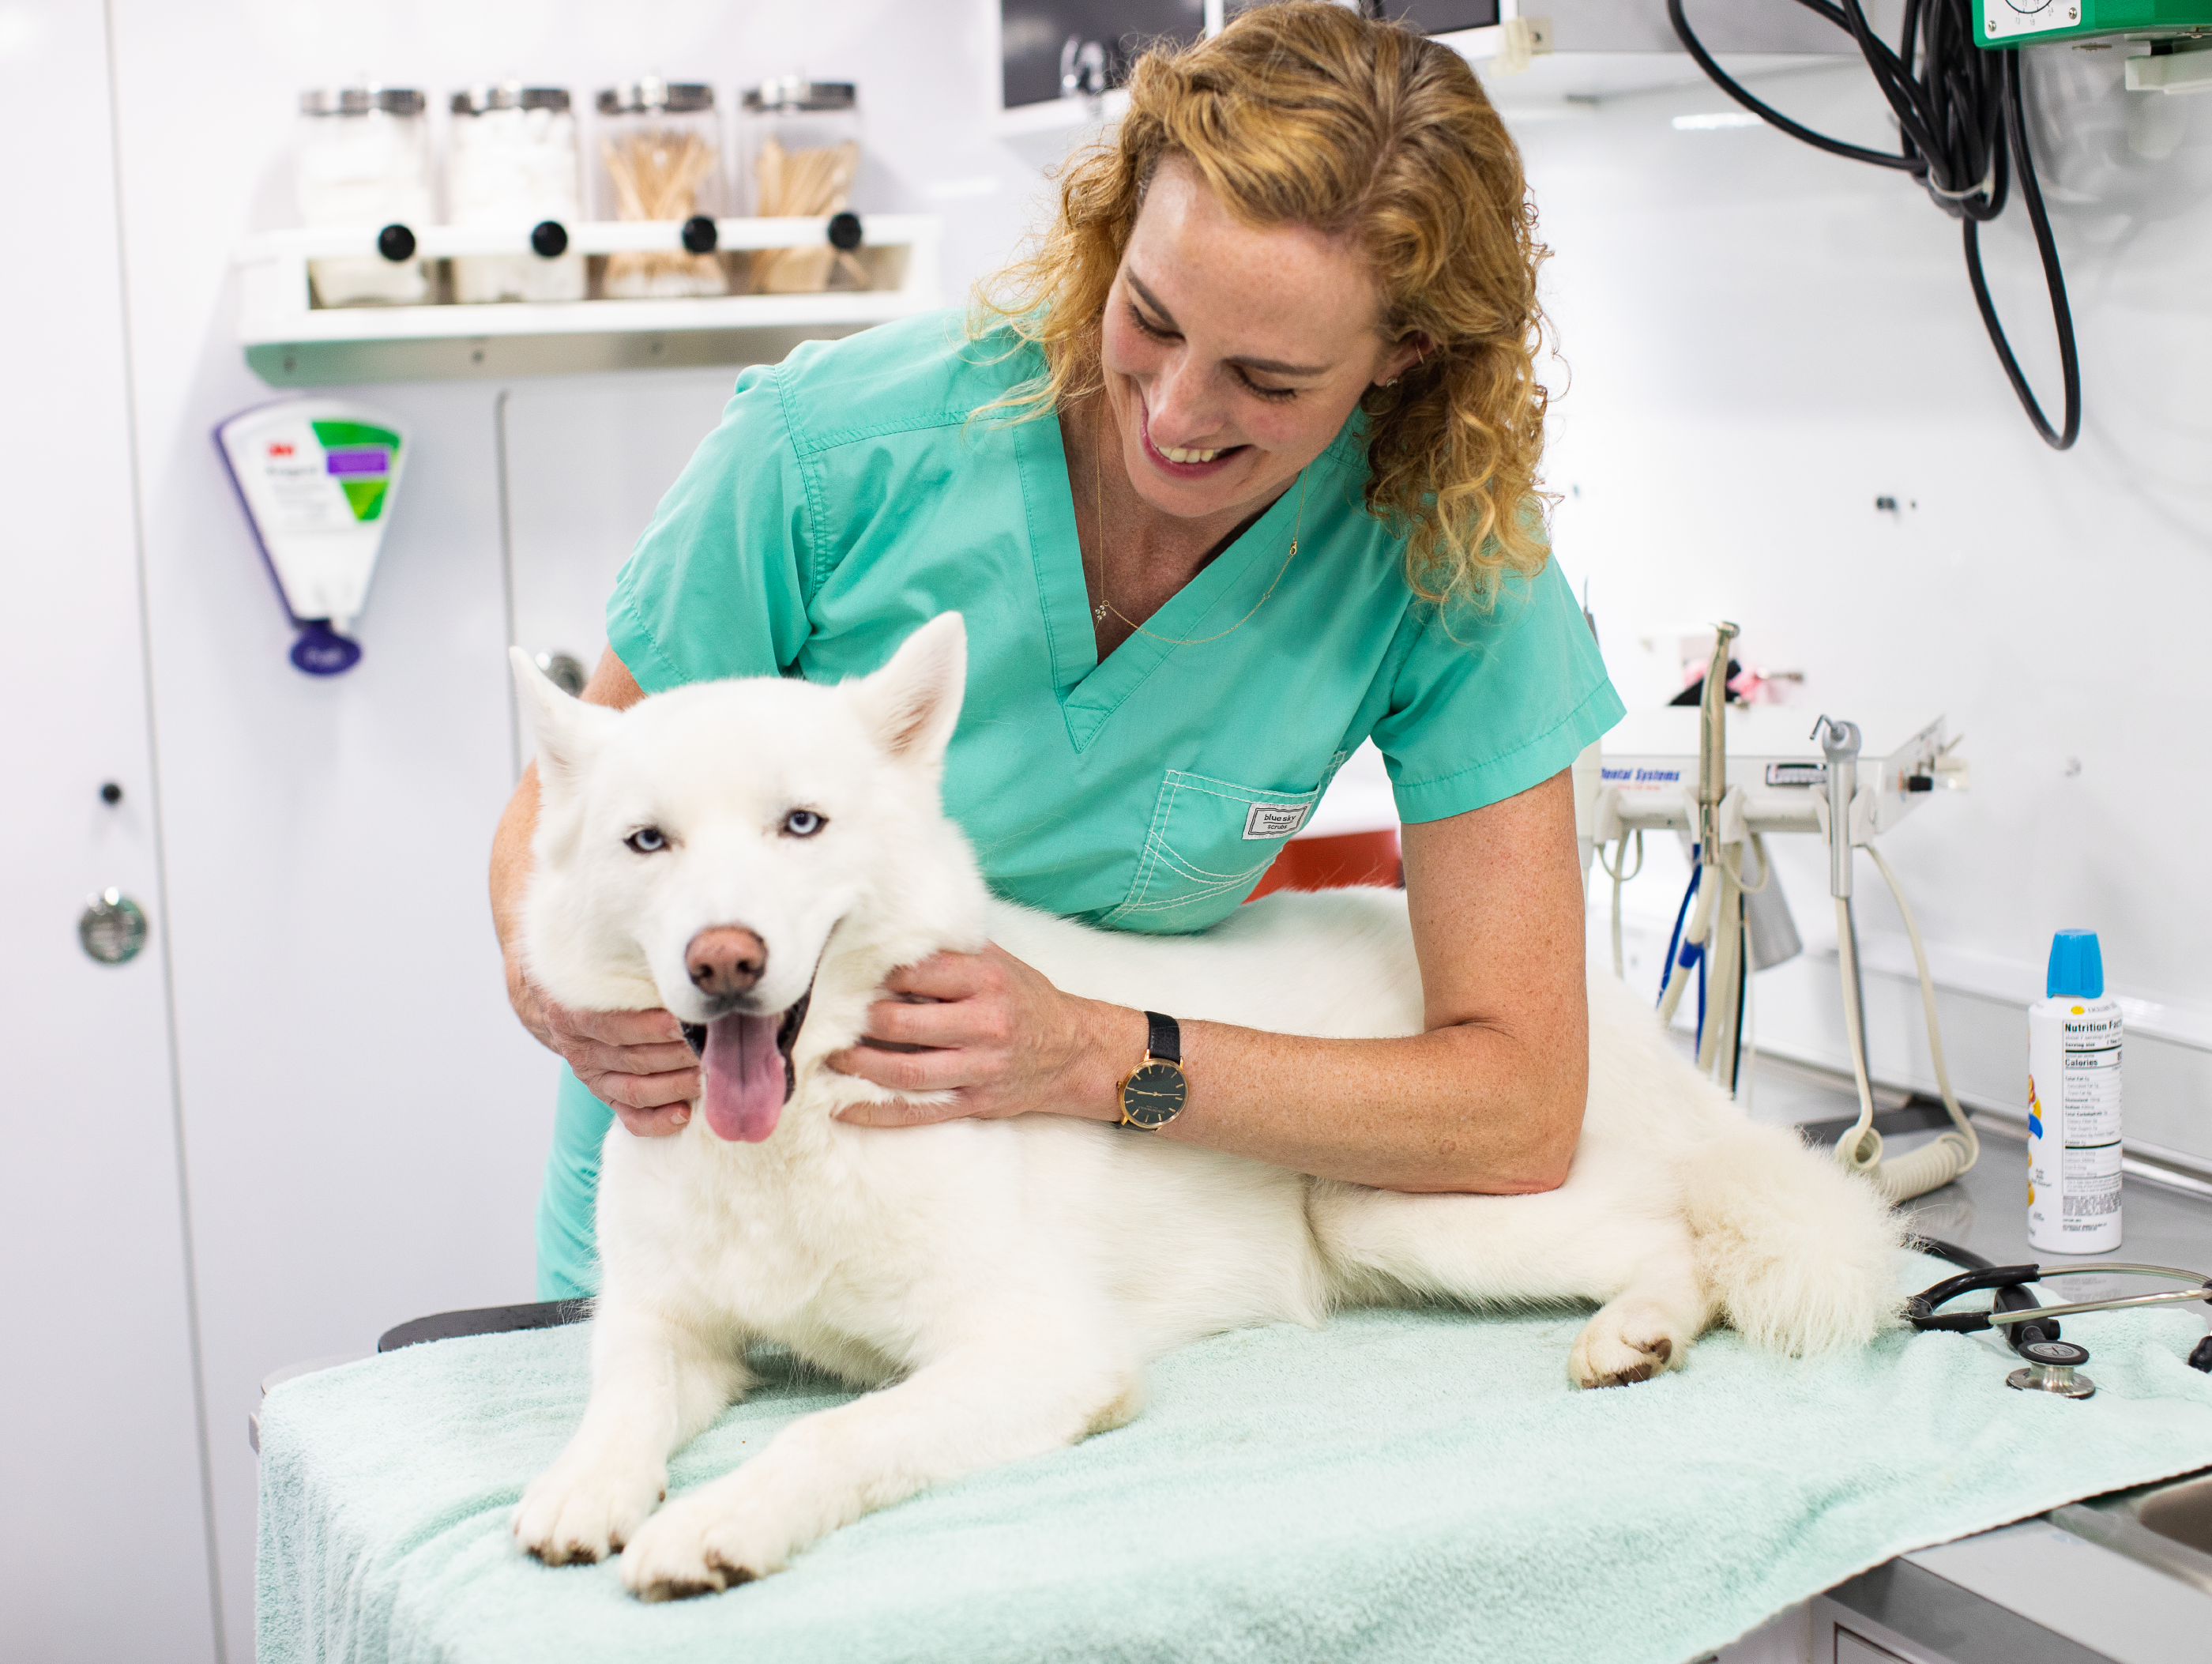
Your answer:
(0, 4), (219, 1658)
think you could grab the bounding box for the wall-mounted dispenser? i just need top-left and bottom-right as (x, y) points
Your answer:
(216, 399), (411, 674)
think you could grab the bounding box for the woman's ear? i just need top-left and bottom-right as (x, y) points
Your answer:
(1375, 333), (1431, 388)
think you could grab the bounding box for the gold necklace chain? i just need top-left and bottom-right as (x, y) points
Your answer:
(1087, 420), (1305, 649)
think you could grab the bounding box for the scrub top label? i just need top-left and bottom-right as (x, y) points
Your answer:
(1244, 802), (1311, 840)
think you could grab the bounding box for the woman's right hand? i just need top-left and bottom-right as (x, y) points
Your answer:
(506, 955), (699, 1137)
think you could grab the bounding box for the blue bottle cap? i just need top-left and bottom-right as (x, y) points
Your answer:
(2046, 930), (2104, 1000)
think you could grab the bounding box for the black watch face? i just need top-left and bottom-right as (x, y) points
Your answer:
(1122, 1060), (1187, 1128)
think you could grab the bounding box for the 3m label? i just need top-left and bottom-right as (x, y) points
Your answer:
(1243, 802), (1311, 840)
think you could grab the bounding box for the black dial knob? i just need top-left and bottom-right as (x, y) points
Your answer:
(530, 220), (569, 258)
(376, 222), (417, 262)
(680, 214), (719, 254)
(826, 211), (863, 252)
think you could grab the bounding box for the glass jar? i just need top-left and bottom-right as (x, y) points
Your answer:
(737, 77), (863, 294)
(595, 78), (726, 299)
(295, 85), (431, 307)
(448, 85), (585, 304)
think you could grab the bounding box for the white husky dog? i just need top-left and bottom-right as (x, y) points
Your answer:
(507, 614), (1898, 1600)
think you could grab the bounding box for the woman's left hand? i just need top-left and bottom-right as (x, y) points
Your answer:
(826, 943), (1138, 1126)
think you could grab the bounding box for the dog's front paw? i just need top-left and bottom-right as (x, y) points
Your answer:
(514, 1452), (666, 1566)
(1569, 1304), (1692, 1389)
(619, 1487), (790, 1601)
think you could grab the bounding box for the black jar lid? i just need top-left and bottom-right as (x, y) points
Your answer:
(452, 84), (573, 115)
(597, 77), (715, 115)
(300, 85), (427, 117)
(742, 76), (856, 114)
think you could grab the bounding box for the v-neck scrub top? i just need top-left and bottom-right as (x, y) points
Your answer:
(534, 309), (1623, 1299)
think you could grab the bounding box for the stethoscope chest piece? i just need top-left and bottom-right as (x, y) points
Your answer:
(2007, 1339), (2096, 1399)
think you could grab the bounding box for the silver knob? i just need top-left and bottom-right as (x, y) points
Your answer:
(1060, 36), (1108, 99)
(79, 889), (149, 966)
(536, 651), (587, 697)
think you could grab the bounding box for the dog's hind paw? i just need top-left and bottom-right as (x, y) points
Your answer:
(1569, 1303), (1692, 1390)
(514, 1454), (666, 1567)
(619, 1490), (784, 1601)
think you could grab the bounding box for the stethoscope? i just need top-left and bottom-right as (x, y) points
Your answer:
(1908, 1237), (2212, 1399)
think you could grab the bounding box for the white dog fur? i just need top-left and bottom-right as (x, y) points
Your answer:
(506, 613), (1900, 1601)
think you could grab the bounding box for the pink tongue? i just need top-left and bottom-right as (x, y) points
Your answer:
(700, 1011), (786, 1143)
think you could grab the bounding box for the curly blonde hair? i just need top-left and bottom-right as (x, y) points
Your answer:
(975, 0), (1554, 607)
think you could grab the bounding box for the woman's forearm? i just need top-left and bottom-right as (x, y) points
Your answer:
(1144, 775), (1589, 1192)
(1143, 1012), (1584, 1193)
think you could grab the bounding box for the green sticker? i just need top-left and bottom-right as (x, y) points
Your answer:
(311, 420), (403, 453)
(340, 480), (389, 521)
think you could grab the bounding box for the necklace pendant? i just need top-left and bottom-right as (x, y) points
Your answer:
(1094, 602), (1108, 621)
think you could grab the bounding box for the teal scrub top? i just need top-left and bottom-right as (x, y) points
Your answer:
(535, 308), (1623, 1299)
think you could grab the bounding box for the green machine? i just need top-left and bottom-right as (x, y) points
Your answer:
(1976, 0), (2212, 93)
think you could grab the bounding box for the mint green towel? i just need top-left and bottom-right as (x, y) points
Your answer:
(257, 1252), (2212, 1664)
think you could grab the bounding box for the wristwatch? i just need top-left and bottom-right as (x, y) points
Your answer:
(1117, 1011), (1187, 1130)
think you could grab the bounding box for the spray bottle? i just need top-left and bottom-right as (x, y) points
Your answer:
(2026, 930), (2123, 1254)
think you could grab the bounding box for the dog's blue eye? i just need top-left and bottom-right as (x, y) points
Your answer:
(781, 808), (825, 838)
(624, 827), (668, 854)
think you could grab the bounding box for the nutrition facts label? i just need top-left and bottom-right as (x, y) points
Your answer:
(2062, 1039), (2123, 1145)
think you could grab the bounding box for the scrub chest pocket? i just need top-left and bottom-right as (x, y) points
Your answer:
(1102, 760), (1344, 934)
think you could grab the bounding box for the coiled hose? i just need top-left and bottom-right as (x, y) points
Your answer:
(1830, 844), (1979, 1202)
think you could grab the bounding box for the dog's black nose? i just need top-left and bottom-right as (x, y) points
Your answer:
(687, 927), (767, 998)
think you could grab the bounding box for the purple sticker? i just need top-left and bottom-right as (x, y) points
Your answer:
(325, 448), (391, 476)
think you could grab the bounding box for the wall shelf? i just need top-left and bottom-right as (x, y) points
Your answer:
(235, 214), (942, 386)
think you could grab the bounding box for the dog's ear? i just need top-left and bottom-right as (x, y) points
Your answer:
(852, 612), (967, 766)
(509, 646), (618, 799)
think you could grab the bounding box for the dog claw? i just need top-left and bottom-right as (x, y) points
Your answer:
(705, 1548), (759, 1586)
(532, 1538), (600, 1567)
(1568, 1306), (1693, 1389)
(639, 1568), (735, 1602)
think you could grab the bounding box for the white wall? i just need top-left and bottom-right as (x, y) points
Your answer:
(18, 4), (2207, 1658)
(1502, 51), (2212, 1155)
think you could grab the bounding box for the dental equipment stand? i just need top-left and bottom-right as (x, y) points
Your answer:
(1583, 626), (1975, 1204)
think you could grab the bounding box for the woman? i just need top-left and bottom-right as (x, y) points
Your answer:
(491, 2), (1623, 1301)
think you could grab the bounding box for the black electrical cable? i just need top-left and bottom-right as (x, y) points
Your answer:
(1666, 0), (2080, 450)
(1728, 913), (1749, 1095)
(1973, 51), (2081, 448)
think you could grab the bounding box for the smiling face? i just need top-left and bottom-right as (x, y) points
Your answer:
(1099, 156), (1420, 525)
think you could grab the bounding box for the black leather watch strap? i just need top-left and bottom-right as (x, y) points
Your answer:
(1142, 1011), (1181, 1064)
